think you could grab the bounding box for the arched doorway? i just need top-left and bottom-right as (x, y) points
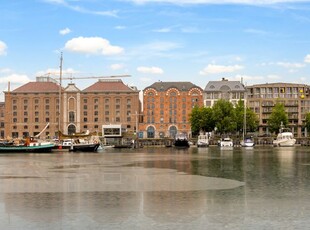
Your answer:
(147, 126), (155, 138)
(169, 126), (177, 138)
(67, 124), (76, 135)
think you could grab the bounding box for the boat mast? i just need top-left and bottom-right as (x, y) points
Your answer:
(58, 52), (63, 138)
(243, 93), (246, 140)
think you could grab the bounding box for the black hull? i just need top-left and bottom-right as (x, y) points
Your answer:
(55, 143), (100, 152)
(174, 140), (190, 148)
(72, 143), (100, 152)
(0, 146), (54, 153)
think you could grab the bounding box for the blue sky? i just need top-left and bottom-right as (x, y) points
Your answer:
(1, 0), (310, 98)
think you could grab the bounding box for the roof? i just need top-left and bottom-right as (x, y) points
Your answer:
(83, 79), (137, 93)
(204, 80), (246, 92)
(247, 82), (308, 88)
(145, 81), (202, 91)
(12, 82), (60, 93)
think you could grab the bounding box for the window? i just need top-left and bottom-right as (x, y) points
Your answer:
(45, 99), (49, 104)
(84, 117), (87, 122)
(94, 117), (98, 122)
(94, 111), (98, 116)
(35, 118), (39, 122)
(83, 98), (87, 103)
(46, 118), (50, 122)
(69, 112), (75, 122)
(83, 105), (87, 110)
(24, 118), (28, 122)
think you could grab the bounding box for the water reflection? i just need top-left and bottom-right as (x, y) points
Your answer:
(0, 146), (309, 229)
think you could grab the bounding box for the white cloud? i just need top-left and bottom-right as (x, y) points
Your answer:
(128, 0), (310, 5)
(276, 62), (305, 68)
(64, 37), (124, 55)
(36, 68), (79, 78)
(153, 28), (171, 33)
(304, 54), (310, 63)
(0, 41), (7, 56)
(199, 64), (244, 75)
(110, 64), (124, 70)
(0, 68), (11, 73)
(0, 74), (30, 84)
(59, 28), (71, 35)
(137, 66), (164, 74)
(44, 0), (118, 17)
(115, 26), (126, 30)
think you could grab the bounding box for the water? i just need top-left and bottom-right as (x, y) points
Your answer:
(0, 146), (309, 229)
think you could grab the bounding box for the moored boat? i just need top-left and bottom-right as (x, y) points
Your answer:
(240, 137), (255, 147)
(174, 133), (190, 148)
(55, 138), (100, 152)
(0, 138), (55, 153)
(219, 137), (234, 147)
(197, 132), (209, 147)
(273, 129), (296, 147)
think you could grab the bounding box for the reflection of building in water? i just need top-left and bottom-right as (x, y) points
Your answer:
(143, 191), (206, 223)
(4, 193), (66, 223)
(78, 192), (141, 224)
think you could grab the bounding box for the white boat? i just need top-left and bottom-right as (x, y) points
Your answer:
(197, 132), (209, 147)
(240, 100), (255, 147)
(240, 137), (255, 147)
(273, 129), (296, 147)
(219, 137), (234, 147)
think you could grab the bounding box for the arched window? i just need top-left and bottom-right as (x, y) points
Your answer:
(147, 126), (155, 138)
(169, 126), (177, 138)
(68, 124), (76, 135)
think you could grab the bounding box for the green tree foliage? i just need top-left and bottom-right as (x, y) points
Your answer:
(212, 99), (236, 134)
(189, 106), (214, 135)
(267, 102), (288, 134)
(304, 112), (310, 136)
(246, 108), (259, 132)
(234, 100), (245, 133)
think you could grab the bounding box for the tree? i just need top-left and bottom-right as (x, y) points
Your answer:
(234, 100), (259, 134)
(245, 107), (259, 132)
(212, 99), (236, 134)
(267, 102), (288, 134)
(189, 106), (203, 135)
(189, 106), (215, 135)
(304, 112), (310, 136)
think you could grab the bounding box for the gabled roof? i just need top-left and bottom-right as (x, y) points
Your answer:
(12, 82), (60, 93)
(145, 81), (202, 91)
(204, 79), (246, 92)
(64, 83), (80, 92)
(83, 79), (137, 93)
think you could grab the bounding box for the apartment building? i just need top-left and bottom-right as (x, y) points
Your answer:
(247, 83), (310, 137)
(4, 77), (140, 139)
(140, 81), (203, 139)
(203, 78), (246, 107)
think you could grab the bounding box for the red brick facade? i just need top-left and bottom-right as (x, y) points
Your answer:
(139, 82), (203, 139)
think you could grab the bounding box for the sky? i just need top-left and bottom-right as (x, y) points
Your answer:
(1, 0), (310, 100)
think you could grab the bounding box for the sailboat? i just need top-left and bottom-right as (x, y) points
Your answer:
(240, 101), (255, 147)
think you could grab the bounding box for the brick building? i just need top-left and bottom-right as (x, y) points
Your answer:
(4, 77), (140, 139)
(140, 81), (203, 139)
